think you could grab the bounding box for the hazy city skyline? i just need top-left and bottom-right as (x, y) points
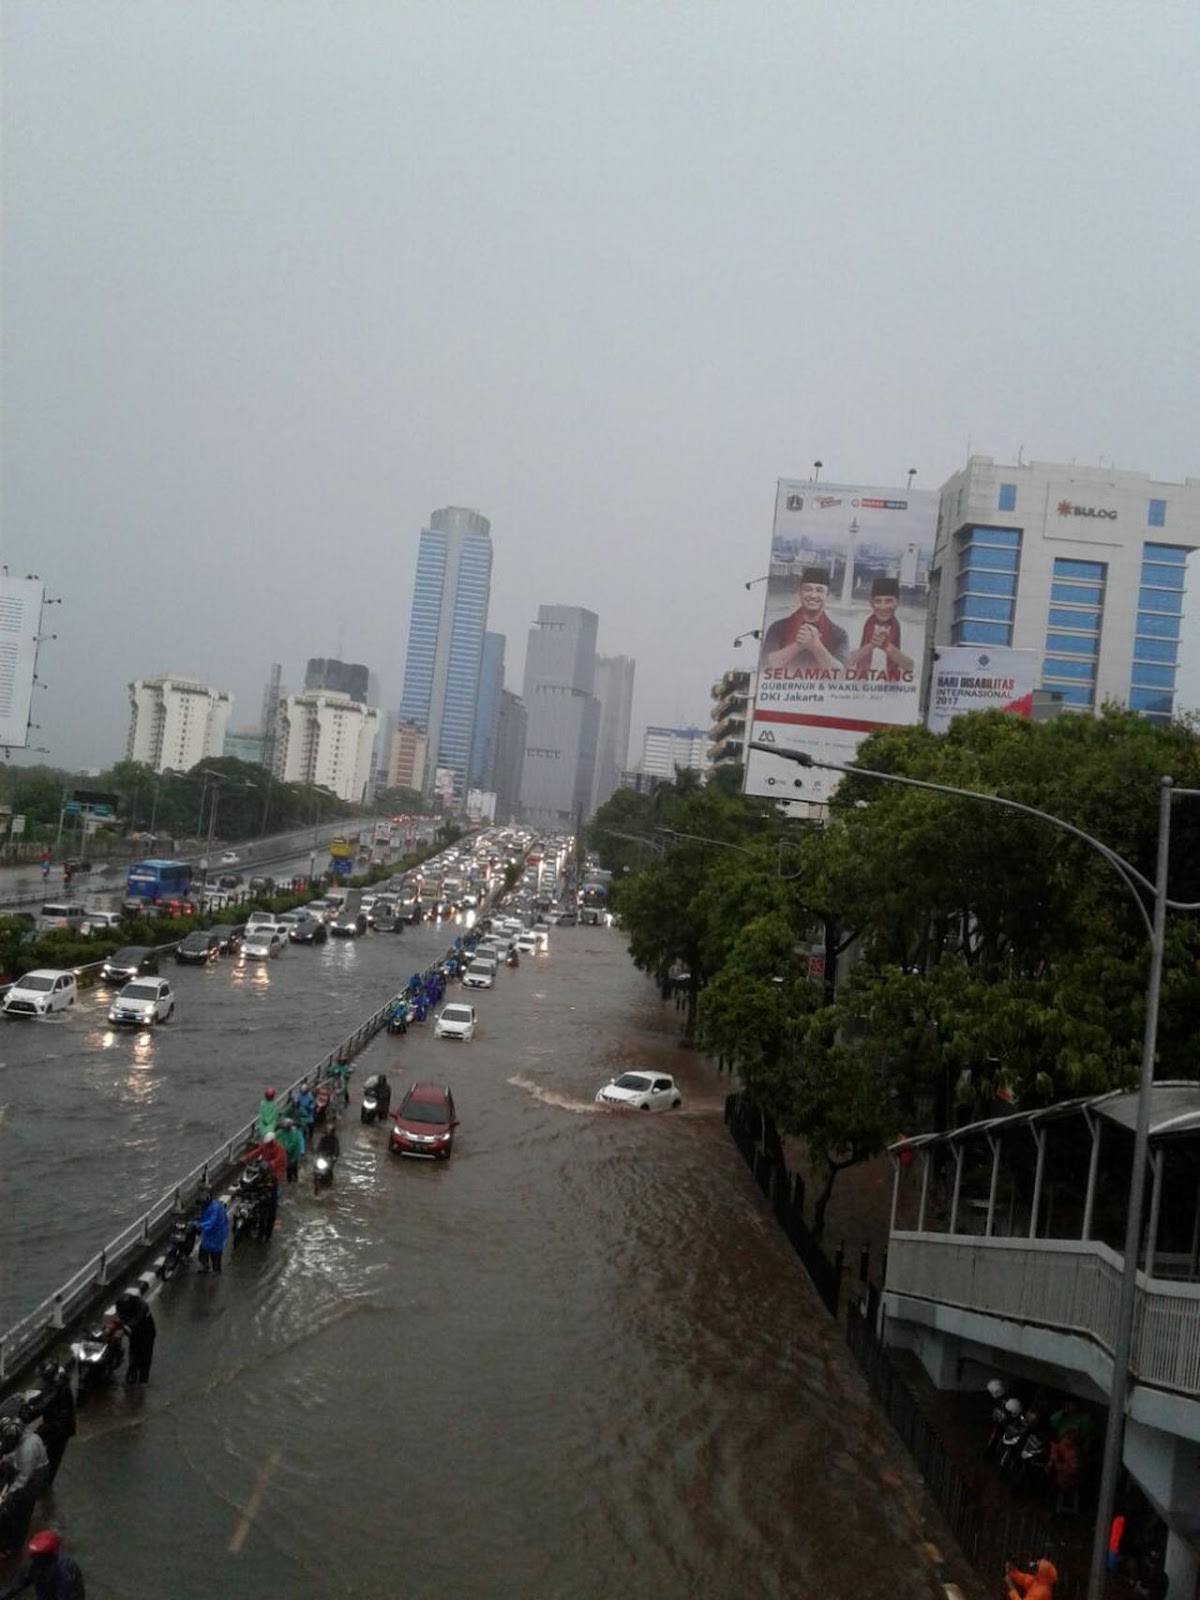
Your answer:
(3, 3), (1198, 771)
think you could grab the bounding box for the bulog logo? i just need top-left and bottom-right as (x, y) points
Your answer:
(1057, 500), (1117, 520)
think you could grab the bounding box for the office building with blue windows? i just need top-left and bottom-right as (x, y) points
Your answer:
(924, 457), (1200, 724)
(400, 506), (493, 801)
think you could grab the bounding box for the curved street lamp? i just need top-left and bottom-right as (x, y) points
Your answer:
(750, 740), (1200, 1600)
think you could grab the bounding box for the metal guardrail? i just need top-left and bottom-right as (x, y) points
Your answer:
(0, 990), (397, 1384)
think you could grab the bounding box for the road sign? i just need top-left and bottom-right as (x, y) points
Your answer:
(10, 815), (25, 836)
(63, 802), (81, 816)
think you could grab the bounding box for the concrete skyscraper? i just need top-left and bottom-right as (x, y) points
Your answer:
(590, 654), (635, 813)
(400, 506), (493, 802)
(519, 606), (600, 831)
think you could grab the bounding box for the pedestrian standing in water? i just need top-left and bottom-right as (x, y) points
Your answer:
(256, 1086), (279, 1138)
(194, 1189), (229, 1274)
(115, 1292), (156, 1386)
(276, 1119), (304, 1184)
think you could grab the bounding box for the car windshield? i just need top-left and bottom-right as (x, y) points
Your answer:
(401, 1096), (450, 1125)
(112, 949), (144, 964)
(183, 934), (209, 947)
(442, 1007), (472, 1022)
(122, 984), (158, 1001)
(21, 976), (54, 992)
(613, 1074), (653, 1091)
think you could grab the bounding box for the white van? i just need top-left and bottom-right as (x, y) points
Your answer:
(38, 903), (88, 933)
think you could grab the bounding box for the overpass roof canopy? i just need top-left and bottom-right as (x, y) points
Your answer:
(888, 1081), (1200, 1156)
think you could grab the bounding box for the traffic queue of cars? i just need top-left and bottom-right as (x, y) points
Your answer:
(0, 868), (439, 1026)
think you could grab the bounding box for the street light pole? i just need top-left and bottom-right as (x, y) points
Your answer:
(750, 742), (1200, 1600)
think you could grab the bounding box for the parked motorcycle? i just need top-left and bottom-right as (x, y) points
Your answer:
(361, 1074), (391, 1124)
(158, 1212), (199, 1279)
(70, 1317), (125, 1401)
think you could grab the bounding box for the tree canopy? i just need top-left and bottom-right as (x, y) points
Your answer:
(600, 710), (1200, 1228)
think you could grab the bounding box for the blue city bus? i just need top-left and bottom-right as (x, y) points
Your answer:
(124, 859), (194, 906)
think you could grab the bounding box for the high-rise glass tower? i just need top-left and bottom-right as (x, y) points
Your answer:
(400, 507), (493, 800)
(469, 632), (506, 791)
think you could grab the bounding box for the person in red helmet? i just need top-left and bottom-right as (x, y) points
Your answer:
(256, 1086), (279, 1138)
(1006, 1557), (1058, 1600)
(0, 1529), (85, 1598)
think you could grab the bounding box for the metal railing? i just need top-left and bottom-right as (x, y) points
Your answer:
(0, 990), (398, 1384)
(886, 1232), (1200, 1398)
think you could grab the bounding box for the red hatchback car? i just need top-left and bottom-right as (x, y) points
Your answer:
(390, 1082), (458, 1160)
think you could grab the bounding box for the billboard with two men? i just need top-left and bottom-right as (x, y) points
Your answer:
(744, 481), (939, 802)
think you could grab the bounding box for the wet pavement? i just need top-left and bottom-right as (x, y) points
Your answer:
(2, 920), (978, 1599)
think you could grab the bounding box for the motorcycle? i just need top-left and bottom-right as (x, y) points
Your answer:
(158, 1212), (199, 1279)
(1012, 1415), (1050, 1487)
(361, 1075), (391, 1124)
(313, 1151), (337, 1195)
(230, 1163), (274, 1247)
(997, 1400), (1030, 1479)
(506, 948), (520, 969)
(70, 1318), (125, 1401)
(386, 1002), (409, 1036)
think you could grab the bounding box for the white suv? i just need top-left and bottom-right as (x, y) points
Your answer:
(3, 969), (78, 1018)
(108, 978), (175, 1026)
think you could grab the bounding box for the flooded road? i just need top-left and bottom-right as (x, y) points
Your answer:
(5, 922), (953, 1599)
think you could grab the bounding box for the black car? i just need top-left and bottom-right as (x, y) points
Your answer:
(288, 914), (328, 945)
(175, 929), (221, 964)
(100, 946), (158, 984)
(372, 906), (401, 933)
(330, 910), (367, 937)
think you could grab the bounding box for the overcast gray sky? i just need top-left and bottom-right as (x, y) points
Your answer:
(3, 0), (1199, 772)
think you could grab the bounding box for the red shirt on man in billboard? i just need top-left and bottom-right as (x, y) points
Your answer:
(761, 566), (849, 674)
(846, 577), (913, 682)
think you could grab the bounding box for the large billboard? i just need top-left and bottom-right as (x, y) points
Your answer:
(0, 577), (44, 749)
(744, 482), (938, 802)
(926, 646), (1038, 735)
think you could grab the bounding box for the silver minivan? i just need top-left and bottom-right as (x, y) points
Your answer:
(38, 902), (88, 933)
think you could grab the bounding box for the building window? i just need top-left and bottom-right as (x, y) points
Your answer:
(1131, 542), (1191, 725)
(1042, 557), (1105, 709)
(1148, 498), (1167, 528)
(951, 525), (1021, 646)
(998, 483), (1017, 512)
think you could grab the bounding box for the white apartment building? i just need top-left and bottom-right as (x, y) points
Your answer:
(927, 457), (1200, 723)
(127, 676), (232, 774)
(640, 725), (708, 780)
(273, 690), (378, 803)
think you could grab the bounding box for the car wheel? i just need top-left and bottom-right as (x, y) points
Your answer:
(639, 1103), (650, 1111)
(672, 1097), (682, 1108)
(165, 1006), (174, 1022)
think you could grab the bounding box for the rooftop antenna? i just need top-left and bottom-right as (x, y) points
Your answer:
(906, 467), (917, 490)
(812, 460), (823, 483)
(1017, 444), (1024, 466)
